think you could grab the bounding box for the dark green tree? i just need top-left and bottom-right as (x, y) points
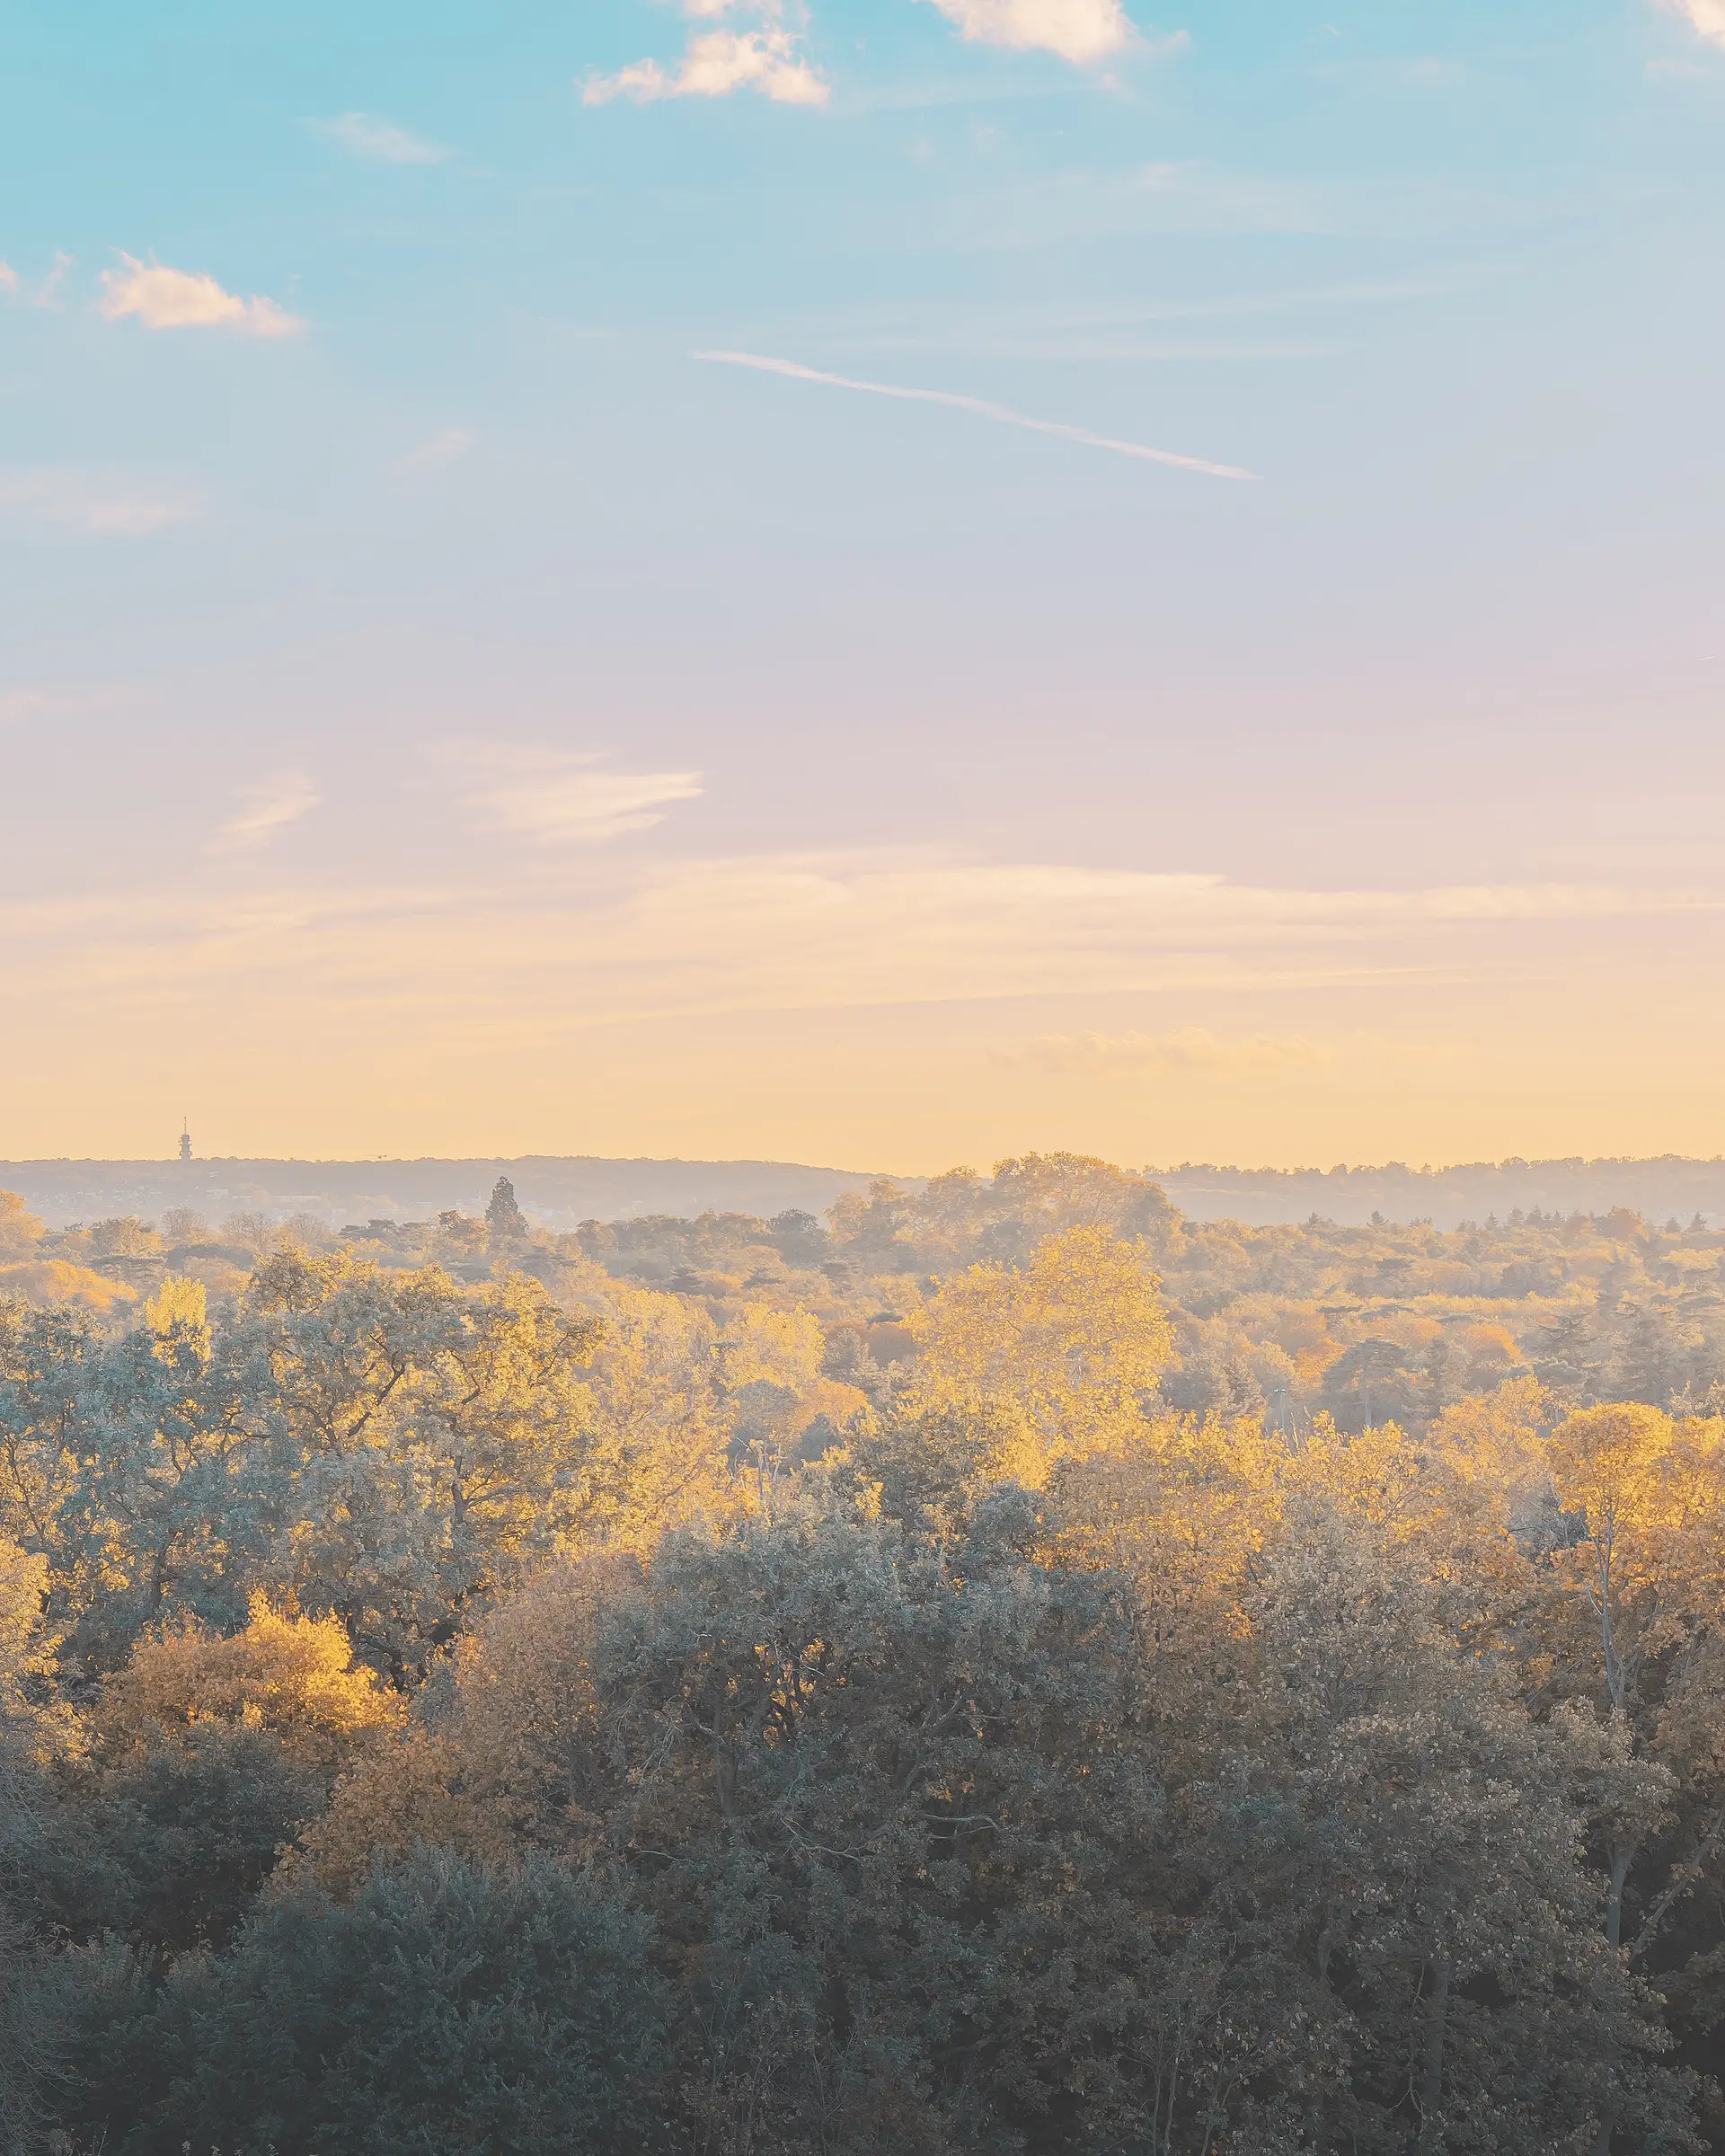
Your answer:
(57, 1848), (668, 2156)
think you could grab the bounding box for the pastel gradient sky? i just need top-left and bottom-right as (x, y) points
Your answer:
(4, 0), (1725, 1171)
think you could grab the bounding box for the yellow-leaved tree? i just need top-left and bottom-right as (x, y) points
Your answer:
(906, 1224), (1172, 1485)
(564, 1277), (734, 1550)
(0, 1194), (45, 1257)
(144, 1276), (210, 1363)
(100, 1593), (402, 1774)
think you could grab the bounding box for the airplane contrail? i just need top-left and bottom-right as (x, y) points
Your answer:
(693, 349), (1257, 482)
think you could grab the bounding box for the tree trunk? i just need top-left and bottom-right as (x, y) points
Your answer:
(1604, 1842), (1633, 1953)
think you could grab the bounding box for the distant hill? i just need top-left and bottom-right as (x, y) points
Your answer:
(1149, 1157), (1725, 1231)
(0, 1156), (888, 1232)
(5, 1153), (1725, 1234)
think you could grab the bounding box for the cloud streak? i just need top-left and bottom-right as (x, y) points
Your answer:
(0, 687), (128, 725)
(1019, 1026), (1333, 1075)
(208, 773), (322, 856)
(397, 428), (473, 473)
(313, 112), (449, 163)
(0, 469), (202, 536)
(442, 748), (706, 844)
(98, 254), (303, 337)
(7, 852), (1721, 1035)
(694, 349), (1256, 477)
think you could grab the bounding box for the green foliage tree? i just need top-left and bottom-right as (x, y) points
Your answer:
(57, 1847), (668, 2156)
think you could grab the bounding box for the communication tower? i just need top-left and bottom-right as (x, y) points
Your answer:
(180, 1120), (193, 1164)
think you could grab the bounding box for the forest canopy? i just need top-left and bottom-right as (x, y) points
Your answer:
(3, 1155), (1725, 2152)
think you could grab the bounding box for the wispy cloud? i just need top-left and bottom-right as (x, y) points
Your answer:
(208, 773), (322, 856)
(1314, 55), (1464, 89)
(36, 252), (73, 310)
(397, 428), (473, 473)
(312, 111), (449, 163)
(1657, 0), (1725, 48)
(694, 349), (1255, 478)
(919, 0), (1163, 66)
(443, 747), (706, 844)
(98, 254), (304, 338)
(1127, 162), (1322, 235)
(0, 689), (57, 724)
(4, 853), (1721, 1043)
(1, 252), (74, 309)
(0, 687), (128, 725)
(583, 0), (828, 107)
(0, 468), (203, 536)
(1017, 1026), (1334, 1075)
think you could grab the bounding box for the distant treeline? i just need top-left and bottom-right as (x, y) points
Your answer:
(8, 1148), (1725, 1233)
(1151, 1153), (1725, 1229)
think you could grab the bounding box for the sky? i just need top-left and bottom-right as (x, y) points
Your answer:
(3, 0), (1725, 1174)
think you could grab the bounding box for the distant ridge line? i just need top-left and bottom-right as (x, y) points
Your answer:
(3, 1153), (1724, 1233)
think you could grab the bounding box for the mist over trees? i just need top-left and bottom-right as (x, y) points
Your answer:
(4, 1154), (1725, 2151)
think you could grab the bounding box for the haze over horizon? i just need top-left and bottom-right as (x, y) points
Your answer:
(5, 0), (1725, 1169)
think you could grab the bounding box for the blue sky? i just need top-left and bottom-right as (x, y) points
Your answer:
(3, 0), (1724, 1170)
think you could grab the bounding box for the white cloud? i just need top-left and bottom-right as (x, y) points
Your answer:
(695, 349), (1254, 478)
(1658, 0), (1725, 47)
(0, 468), (203, 536)
(0, 262), (16, 297)
(584, 22), (828, 106)
(313, 112), (450, 163)
(1019, 1026), (1333, 1075)
(445, 748), (706, 844)
(918, 0), (1145, 65)
(397, 428), (473, 473)
(98, 254), (304, 337)
(208, 773), (322, 857)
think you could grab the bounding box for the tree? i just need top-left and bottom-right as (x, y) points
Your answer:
(603, 1489), (1164, 2154)
(35, 1598), (404, 1955)
(0, 1534), (63, 2151)
(485, 1174), (526, 1245)
(57, 1848), (668, 2156)
(0, 1258), (606, 1683)
(1534, 1401), (1725, 2110)
(906, 1224), (1172, 1483)
(0, 1193), (45, 1257)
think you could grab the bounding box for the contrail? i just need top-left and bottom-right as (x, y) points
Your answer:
(693, 349), (1257, 481)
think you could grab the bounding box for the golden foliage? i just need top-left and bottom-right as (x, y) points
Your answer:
(144, 1275), (210, 1360)
(296, 1556), (631, 1894)
(566, 1277), (732, 1551)
(0, 1536), (49, 1701)
(906, 1224), (1172, 1484)
(0, 1259), (137, 1312)
(721, 1302), (826, 1393)
(1049, 1409), (1283, 1662)
(101, 1594), (402, 1772)
(0, 1192), (45, 1256)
